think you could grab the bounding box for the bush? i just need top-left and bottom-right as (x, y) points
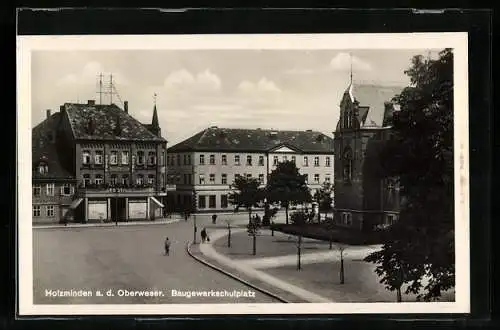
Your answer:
(290, 211), (308, 225)
(262, 206), (279, 226)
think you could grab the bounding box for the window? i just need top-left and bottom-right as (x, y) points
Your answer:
(137, 151), (144, 165)
(246, 173), (252, 180)
(122, 175), (129, 185)
(342, 212), (352, 226)
(61, 183), (72, 195)
(148, 151), (156, 165)
(177, 154), (181, 166)
(291, 156), (296, 163)
(108, 174), (117, 186)
(303, 156), (309, 167)
(325, 175), (331, 184)
(82, 150), (91, 164)
(234, 155), (240, 166)
(199, 154), (205, 165)
(325, 156), (331, 167)
(83, 174), (91, 187)
(343, 147), (353, 182)
(304, 174), (309, 184)
(209, 154), (215, 165)
(110, 151), (118, 165)
(136, 174), (144, 185)
(314, 156), (320, 167)
(199, 174), (205, 184)
(209, 195), (216, 208)
(46, 183), (55, 196)
(148, 174), (155, 185)
(258, 156), (264, 166)
(198, 195), (206, 208)
(209, 174), (215, 184)
(283, 155), (288, 162)
(121, 151), (129, 165)
(246, 155), (252, 166)
(234, 174), (240, 182)
(183, 154), (187, 165)
(95, 174), (104, 185)
(38, 163), (49, 174)
(258, 174), (264, 184)
(33, 185), (41, 197)
(33, 205), (41, 217)
(314, 174), (320, 183)
(187, 154), (191, 165)
(273, 156), (279, 166)
(161, 151), (165, 165)
(221, 174), (227, 184)
(46, 205), (55, 217)
(221, 154), (227, 165)
(221, 195), (228, 208)
(384, 214), (398, 226)
(95, 151), (103, 165)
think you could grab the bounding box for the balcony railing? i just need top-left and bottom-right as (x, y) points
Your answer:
(76, 183), (175, 196)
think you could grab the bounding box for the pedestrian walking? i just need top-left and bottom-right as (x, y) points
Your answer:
(212, 214), (217, 224)
(164, 237), (171, 255)
(201, 228), (207, 243)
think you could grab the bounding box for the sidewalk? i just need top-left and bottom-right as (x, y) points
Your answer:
(194, 228), (333, 303)
(33, 217), (183, 229)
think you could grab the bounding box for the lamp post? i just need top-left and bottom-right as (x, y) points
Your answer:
(193, 213), (197, 244)
(297, 235), (302, 270)
(109, 187), (119, 226)
(226, 220), (232, 248)
(339, 246), (345, 284)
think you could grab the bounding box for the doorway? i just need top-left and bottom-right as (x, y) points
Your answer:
(110, 197), (127, 222)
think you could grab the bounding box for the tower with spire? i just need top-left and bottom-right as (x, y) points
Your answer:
(144, 93), (162, 138)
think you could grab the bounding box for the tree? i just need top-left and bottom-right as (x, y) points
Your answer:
(228, 176), (264, 223)
(364, 49), (454, 301)
(313, 182), (334, 223)
(266, 161), (312, 224)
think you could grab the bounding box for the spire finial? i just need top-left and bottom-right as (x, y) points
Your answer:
(349, 52), (353, 85)
(153, 93), (157, 106)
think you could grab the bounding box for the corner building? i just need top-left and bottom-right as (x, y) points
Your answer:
(167, 127), (335, 213)
(333, 83), (403, 231)
(32, 100), (173, 224)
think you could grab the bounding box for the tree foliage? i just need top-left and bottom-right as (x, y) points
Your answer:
(314, 182), (334, 222)
(266, 161), (312, 224)
(364, 48), (454, 301)
(228, 176), (264, 221)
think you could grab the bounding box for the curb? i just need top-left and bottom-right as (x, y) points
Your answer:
(185, 242), (289, 304)
(33, 218), (183, 230)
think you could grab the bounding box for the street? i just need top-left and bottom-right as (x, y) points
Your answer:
(32, 213), (280, 304)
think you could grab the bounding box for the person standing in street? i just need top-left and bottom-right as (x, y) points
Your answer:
(212, 214), (217, 224)
(164, 237), (171, 256)
(201, 228), (207, 243)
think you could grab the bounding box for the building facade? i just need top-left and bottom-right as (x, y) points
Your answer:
(166, 127), (334, 213)
(333, 83), (402, 231)
(32, 100), (173, 224)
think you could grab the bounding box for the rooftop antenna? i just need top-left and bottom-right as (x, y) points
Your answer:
(97, 73), (104, 105)
(153, 92), (157, 106)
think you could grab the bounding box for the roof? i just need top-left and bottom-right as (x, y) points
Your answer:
(64, 102), (165, 142)
(168, 127), (334, 154)
(346, 83), (403, 127)
(32, 112), (75, 180)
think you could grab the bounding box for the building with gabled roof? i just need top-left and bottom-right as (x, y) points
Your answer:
(32, 99), (172, 224)
(166, 126), (334, 213)
(333, 82), (403, 231)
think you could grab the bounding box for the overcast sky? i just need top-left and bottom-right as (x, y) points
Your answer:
(31, 49), (439, 145)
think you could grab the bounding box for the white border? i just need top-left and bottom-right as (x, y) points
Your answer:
(17, 33), (469, 316)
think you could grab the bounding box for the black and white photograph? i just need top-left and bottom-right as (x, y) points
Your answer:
(17, 33), (469, 315)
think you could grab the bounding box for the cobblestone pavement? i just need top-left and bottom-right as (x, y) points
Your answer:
(32, 215), (281, 304)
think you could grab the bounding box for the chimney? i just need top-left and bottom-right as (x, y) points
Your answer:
(46, 109), (51, 119)
(88, 100), (95, 105)
(124, 101), (128, 113)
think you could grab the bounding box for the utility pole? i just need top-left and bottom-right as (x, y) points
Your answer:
(97, 73), (104, 105)
(297, 235), (302, 270)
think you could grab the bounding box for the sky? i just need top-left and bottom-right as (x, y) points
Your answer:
(31, 49), (440, 146)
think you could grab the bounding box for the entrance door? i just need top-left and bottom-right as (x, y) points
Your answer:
(110, 198), (127, 222)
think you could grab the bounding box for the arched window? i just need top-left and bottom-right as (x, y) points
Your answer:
(37, 162), (49, 174)
(343, 147), (353, 182)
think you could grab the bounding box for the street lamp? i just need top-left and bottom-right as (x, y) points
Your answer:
(339, 245), (345, 284)
(296, 235), (302, 270)
(226, 219), (232, 248)
(109, 187), (119, 226)
(193, 213), (197, 244)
